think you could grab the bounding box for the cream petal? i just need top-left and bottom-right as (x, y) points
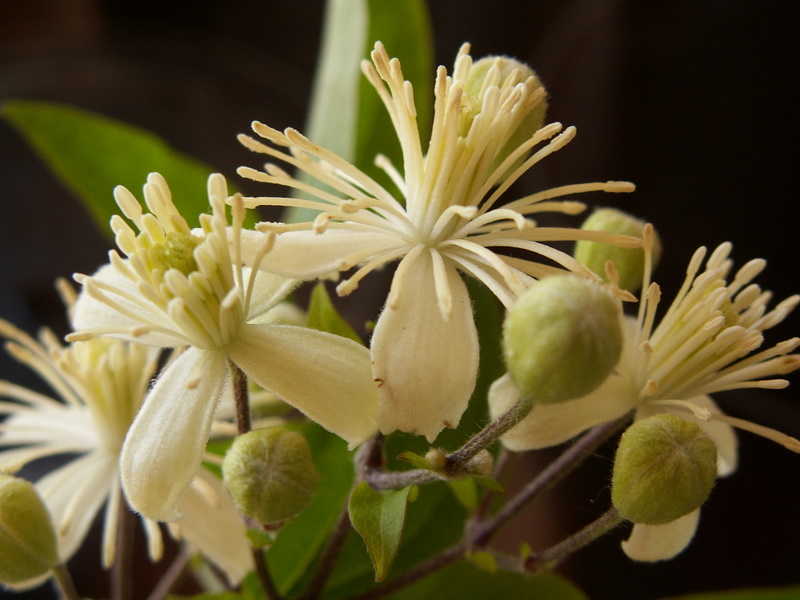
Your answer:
(72, 263), (186, 347)
(227, 324), (378, 447)
(174, 469), (253, 585)
(688, 395), (739, 477)
(240, 229), (405, 278)
(621, 509), (700, 562)
(371, 254), (479, 442)
(120, 348), (228, 521)
(243, 268), (299, 321)
(490, 373), (638, 451)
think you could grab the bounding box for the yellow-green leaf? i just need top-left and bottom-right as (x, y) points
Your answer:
(306, 283), (363, 344)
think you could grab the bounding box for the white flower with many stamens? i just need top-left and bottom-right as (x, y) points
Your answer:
(237, 42), (638, 441)
(68, 172), (379, 522)
(490, 226), (800, 560)
(0, 285), (252, 585)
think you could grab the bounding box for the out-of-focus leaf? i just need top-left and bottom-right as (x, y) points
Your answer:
(397, 451), (435, 471)
(658, 588), (800, 600)
(306, 283), (363, 344)
(349, 482), (412, 581)
(1, 100), (240, 237)
(167, 594), (241, 600)
(385, 560), (589, 600)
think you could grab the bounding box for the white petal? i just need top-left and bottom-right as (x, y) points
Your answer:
(120, 348), (228, 521)
(241, 229), (404, 278)
(621, 509), (700, 562)
(174, 469), (253, 585)
(490, 373), (638, 451)
(73, 263), (185, 347)
(371, 255), (479, 442)
(227, 324), (378, 447)
(243, 268), (299, 321)
(688, 395), (739, 477)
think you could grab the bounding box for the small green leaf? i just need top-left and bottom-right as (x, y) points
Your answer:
(447, 478), (479, 511)
(466, 550), (498, 574)
(397, 451), (435, 471)
(306, 283), (363, 344)
(474, 476), (507, 495)
(245, 527), (274, 550)
(657, 588), (800, 600)
(2, 100), (233, 237)
(349, 482), (412, 582)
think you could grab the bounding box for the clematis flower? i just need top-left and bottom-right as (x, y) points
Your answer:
(237, 42), (638, 441)
(490, 226), (800, 560)
(0, 285), (252, 585)
(68, 173), (379, 522)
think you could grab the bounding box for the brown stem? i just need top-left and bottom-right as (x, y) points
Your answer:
(145, 547), (192, 600)
(111, 489), (135, 600)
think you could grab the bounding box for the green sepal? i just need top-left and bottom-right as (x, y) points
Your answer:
(396, 451), (435, 471)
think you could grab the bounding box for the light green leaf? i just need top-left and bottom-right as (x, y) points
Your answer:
(385, 560), (589, 600)
(446, 478), (479, 511)
(397, 451), (435, 471)
(658, 588), (800, 600)
(306, 283), (363, 344)
(349, 482), (412, 582)
(2, 100), (231, 237)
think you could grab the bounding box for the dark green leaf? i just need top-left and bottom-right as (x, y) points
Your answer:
(306, 283), (363, 344)
(349, 482), (412, 581)
(657, 587), (800, 600)
(2, 100), (237, 237)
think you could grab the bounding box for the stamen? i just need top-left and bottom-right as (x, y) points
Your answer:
(711, 413), (800, 453)
(648, 398), (712, 420)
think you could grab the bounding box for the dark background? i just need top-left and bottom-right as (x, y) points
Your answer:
(1, 1), (798, 599)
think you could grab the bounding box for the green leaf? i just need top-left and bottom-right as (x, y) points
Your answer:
(349, 482), (412, 582)
(385, 560), (588, 600)
(397, 451), (435, 471)
(167, 594), (242, 600)
(657, 587), (800, 600)
(306, 283), (363, 344)
(2, 100), (232, 237)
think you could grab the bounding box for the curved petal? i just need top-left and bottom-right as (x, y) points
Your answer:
(243, 268), (299, 322)
(72, 263), (185, 348)
(371, 253), (479, 442)
(490, 373), (637, 451)
(120, 348), (228, 521)
(689, 395), (739, 477)
(240, 229), (404, 279)
(227, 324), (378, 447)
(175, 469), (253, 585)
(621, 509), (700, 562)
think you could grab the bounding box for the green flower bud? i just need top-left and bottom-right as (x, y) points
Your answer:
(0, 474), (59, 584)
(612, 414), (717, 525)
(574, 208), (662, 292)
(464, 56), (548, 180)
(223, 427), (319, 525)
(503, 275), (622, 406)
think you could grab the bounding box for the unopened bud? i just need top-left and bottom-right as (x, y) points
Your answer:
(612, 414), (717, 525)
(503, 275), (622, 405)
(0, 474), (59, 584)
(222, 427), (319, 525)
(464, 56), (548, 180)
(574, 208), (661, 292)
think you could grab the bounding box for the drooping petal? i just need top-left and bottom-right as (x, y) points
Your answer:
(120, 348), (228, 521)
(687, 395), (739, 477)
(490, 373), (638, 451)
(72, 263), (186, 348)
(174, 468), (253, 585)
(621, 509), (700, 562)
(371, 253), (479, 442)
(240, 229), (405, 279)
(227, 324), (378, 447)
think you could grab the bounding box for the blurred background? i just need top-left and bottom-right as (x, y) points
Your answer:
(1, 1), (798, 598)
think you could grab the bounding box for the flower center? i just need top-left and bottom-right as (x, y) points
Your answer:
(144, 232), (202, 276)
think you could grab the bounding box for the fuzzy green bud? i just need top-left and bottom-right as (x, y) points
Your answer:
(503, 275), (622, 406)
(222, 427), (319, 525)
(574, 208), (661, 292)
(464, 56), (548, 180)
(0, 474), (59, 584)
(612, 414), (717, 525)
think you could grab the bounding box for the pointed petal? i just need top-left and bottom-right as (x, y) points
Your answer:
(72, 263), (185, 347)
(120, 348), (228, 521)
(371, 255), (479, 442)
(227, 324), (378, 447)
(240, 229), (404, 278)
(175, 469), (253, 585)
(621, 509), (700, 562)
(490, 373), (637, 451)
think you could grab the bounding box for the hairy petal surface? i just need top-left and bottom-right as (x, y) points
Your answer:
(227, 324), (379, 447)
(371, 251), (479, 441)
(120, 348), (228, 521)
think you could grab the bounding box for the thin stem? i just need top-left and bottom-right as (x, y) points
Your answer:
(301, 505), (353, 600)
(111, 490), (135, 600)
(145, 547), (192, 600)
(253, 548), (284, 600)
(231, 361), (251, 434)
(525, 507), (625, 572)
(51, 564), (80, 600)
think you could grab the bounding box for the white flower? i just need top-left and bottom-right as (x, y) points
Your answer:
(0, 291), (252, 585)
(490, 227), (800, 560)
(68, 173), (379, 521)
(237, 42), (638, 441)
